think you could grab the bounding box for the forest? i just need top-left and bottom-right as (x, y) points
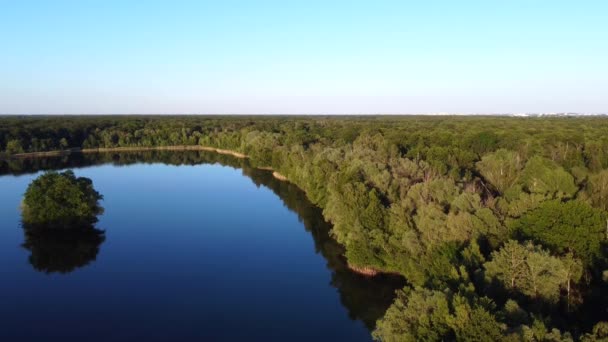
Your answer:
(2, 115), (608, 341)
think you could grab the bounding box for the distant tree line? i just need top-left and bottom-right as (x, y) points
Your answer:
(2, 115), (608, 340)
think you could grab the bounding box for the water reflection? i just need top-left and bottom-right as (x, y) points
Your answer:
(22, 224), (105, 274)
(241, 165), (406, 329)
(2, 150), (404, 329)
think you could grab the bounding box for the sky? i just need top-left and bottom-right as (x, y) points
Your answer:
(0, 0), (606, 114)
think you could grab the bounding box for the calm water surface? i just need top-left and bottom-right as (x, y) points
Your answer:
(0, 152), (403, 341)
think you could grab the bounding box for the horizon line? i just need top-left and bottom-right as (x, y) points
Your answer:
(1, 113), (607, 117)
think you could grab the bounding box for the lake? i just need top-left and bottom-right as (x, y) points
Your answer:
(0, 151), (404, 341)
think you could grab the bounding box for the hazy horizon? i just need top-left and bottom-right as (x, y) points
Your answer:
(2, 112), (607, 116)
(1, 1), (606, 114)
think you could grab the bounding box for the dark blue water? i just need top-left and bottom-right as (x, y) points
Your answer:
(0, 152), (402, 341)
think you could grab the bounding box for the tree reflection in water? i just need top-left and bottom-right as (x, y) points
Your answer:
(22, 224), (105, 274)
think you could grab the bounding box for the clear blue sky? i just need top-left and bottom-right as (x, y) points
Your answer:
(0, 0), (606, 114)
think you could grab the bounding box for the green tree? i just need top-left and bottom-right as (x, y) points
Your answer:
(21, 170), (104, 228)
(523, 246), (566, 301)
(5, 139), (24, 154)
(512, 200), (606, 266)
(519, 156), (577, 199)
(561, 253), (583, 309)
(374, 289), (505, 342)
(373, 287), (451, 342)
(476, 149), (523, 194)
(59, 137), (69, 149)
(502, 299), (529, 327)
(467, 131), (499, 155)
(581, 322), (608, 342)
(447, 296), (505, 342)
(484, 240), (528, 290)
(485, 240), (567, 302)
(583, 170), (608, 211)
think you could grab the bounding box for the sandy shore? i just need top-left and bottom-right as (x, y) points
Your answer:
(347, 264), (381, 276)
(10, 145), (248, 159)
(272, 171), (288, 181)
(81, 146), (247, 158)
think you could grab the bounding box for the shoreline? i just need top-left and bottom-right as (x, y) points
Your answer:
(348, 264), (380, 276)
(10, 150), (74, 158)
(272, 171), (288, 181)
(10, 145), (248, 159)
(347, 264), (399, 277)
(82, 146), (248, 159)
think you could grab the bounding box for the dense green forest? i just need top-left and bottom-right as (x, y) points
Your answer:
(2, 115), (608, 341)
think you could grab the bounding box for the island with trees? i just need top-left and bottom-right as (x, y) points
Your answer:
(20, 169), (105, 273)
(2, 115), (608, 340)
(21, 170), (104, 228)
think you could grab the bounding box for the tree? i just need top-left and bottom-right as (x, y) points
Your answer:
(373, 287), (451, 342)
(5, 139), (24, 154)
(519, 318), (574, 342)
(21, 170), (104, 228)
(374, 289), (505, 342)
(561, 253), (583, 309)
(583, 170), (608, 211)
(484, 240), (528, 290)
(523, 246), (565, 301)
(467, 131), (499, 155)
(512, 200), (606, 266)
(519, 156), (577, 199)
(485, 240), (568, 302)
(502, 299), (529, 327)
(59, 137), (69, 149)
(476, 149), (523, 194)
(581, 322), (608, 342)
(447, 296), (505, 342)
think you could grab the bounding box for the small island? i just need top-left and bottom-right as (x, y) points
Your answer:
(21, 170), (104, 228)
(20, 170), (106, 273)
